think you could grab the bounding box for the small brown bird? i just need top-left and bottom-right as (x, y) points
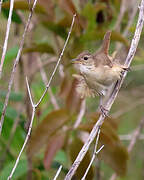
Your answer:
(72, 31), (128, 112)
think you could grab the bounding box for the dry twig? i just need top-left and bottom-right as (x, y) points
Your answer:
(74, 99), (86, 129)
(0, 0), (38, 135)
(64, 0), (144, 179)
(0, 0), (14, 77)
(7, 14), (76, 180)
(120, 134), (144, 140)
(0, 0), (3, 14)
(81, 129), (104, 180)
(7, 78), (36, 180)
(35, 14), (76, 107)
(53, 165), (63, 180)
(37, 57), (59, 110)
(128, 117), (144, 153)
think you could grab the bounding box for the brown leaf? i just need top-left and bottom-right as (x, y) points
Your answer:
(2, 1), (47, 14)
(43, 132), (66, 170)
(79, 112), (118, 131)
(59, 75), (73, 99)
(38, 0), (55, 20)
(66, 78), (82, 113)
(59, 76), (82, 114)
(57, 0), (86, 32)
(58, 0), (76, 16)
(78, 112), (128, 176)
(23, 43), (55, 54)
(27, 109), (70, 156)
(69, 137), (94, 180)
(80, 30), (129, 47)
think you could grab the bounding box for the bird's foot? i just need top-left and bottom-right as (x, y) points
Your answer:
(122, 66), (131, 72)
(120, 66), (131, 78)
(100, 105), (109, 117)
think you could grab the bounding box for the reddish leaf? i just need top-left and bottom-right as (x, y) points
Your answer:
(66, 79), (82, 114)
(59, 76), (82, 114)
(59, 75), (73, 99)
(27, 109), (70, 156)
(44, 132), (66, 170)
(69, 137), (94, 180)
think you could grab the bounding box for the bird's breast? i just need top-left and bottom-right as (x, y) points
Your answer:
(79, 64), (123, 87)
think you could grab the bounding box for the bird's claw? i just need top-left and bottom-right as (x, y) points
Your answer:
(100, 105), (109, 117)
(122, 66), (131, 72)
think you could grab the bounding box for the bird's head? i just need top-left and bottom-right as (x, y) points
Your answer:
(71, 51), (95, 66)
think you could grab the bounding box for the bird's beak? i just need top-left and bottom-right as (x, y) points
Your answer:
(71, 58), (80, 64)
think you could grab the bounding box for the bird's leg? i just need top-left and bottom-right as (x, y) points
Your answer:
(99, 95), (109, 117)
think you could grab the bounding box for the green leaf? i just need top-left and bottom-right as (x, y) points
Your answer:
(0, 102), (25, 150)
(2, 9), (22, 24)
(54, 150), (68, 168)
(0, 102), (17, 120)
(23, 42), (55, 54)
(1, 159), (27, 180)
(81, 2), (107, 31)
(4, 46), (19, 64)
(42, 21), (67, 39)
(80, 30), (129, 47)
(0, 91), (23, 102)
(2, 1), (47, 14)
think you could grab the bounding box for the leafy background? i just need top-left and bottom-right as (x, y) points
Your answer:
(0, 0), (144, 179)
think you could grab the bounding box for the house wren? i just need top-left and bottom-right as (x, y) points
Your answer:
(72, 31), (128, 113)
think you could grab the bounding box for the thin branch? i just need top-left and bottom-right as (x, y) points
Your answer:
(0, 0), (38, 135)
(53, 165), (63, 180)
(0, 0), (3, 14)
(64, 1), (144, 179)
(26, 77), (35, 107)
(29, 57), (57, 77)
(7, 14), (76, 179)
(74, 99), (86, 129)
(81, 129), (104, 180)
(123, 0), (139, 37)
(116, 0), (140, 50)
(37, 57), (59, 110)
(7, 106), (36, 180)
(7, 78), (36, 180)
(0, 0), (15, 77)
(114, 0), (126, 31)
(35, 14), (76, 107)
(120, 133), (144, 140)
(128, 117), (144, 152)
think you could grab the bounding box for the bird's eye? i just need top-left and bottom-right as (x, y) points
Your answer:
(84, 56), (88, 60)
